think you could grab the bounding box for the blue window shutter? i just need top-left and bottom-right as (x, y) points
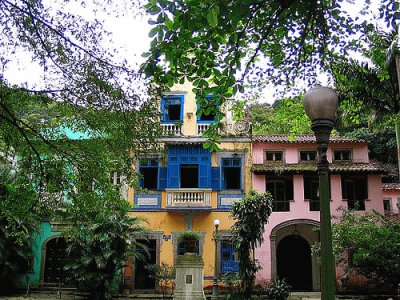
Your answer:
(211, 167), (221, 190)
(158, 167), (167, 190)
(198, 163), (209, 188)
(167, 163), (179, 188)
(139, 167), (144, 188)
(161, 98), (168, 121)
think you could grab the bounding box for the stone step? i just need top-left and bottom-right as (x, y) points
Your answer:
(289, 292), (321, 300)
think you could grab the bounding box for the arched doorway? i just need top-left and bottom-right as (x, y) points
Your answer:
(277, 235), (312, 291)
(43, 237), (68, 284)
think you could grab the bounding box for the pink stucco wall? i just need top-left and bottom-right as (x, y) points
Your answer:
(382, 188), (400, 214)
(252, 140), (383, 284)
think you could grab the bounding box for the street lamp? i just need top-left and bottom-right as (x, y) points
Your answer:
(212, 219), (220, 299)
(303, 85), (338, 300)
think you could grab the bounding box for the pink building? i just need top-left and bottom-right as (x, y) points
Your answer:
(251, 135), (385, 291)
(382, 183), (400, 215)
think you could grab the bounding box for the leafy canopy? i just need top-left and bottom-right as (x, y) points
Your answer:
(142, 0), (398, 146)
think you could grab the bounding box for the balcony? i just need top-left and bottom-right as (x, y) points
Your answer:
(166, 189), (212, 210)
(161, 123), (182, 136)
(197, 123), (210, 135)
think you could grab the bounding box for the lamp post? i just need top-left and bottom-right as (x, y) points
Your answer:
(212, 219), (220, 299)
(303, 85), (338, 300)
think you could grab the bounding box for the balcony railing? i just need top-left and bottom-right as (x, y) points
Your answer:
(197, 123), (210, 135)
(161, 123), (182, 136)
(166, 189), (211, 208)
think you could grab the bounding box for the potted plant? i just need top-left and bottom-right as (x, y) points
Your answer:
(177, 230), (201, 255)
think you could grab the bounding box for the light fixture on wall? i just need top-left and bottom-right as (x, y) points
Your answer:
(186, 112), (193, 119)
(163, 234), (171, 241)
(292, 225), (300, 238)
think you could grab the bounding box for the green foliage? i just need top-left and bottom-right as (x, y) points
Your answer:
(249, 98), (312, 136)
(221, 272), (241, 300)
(141, 0), (395, 147)
(64, 196), (147, 300)
(176, 230), (202, 241)
(230, 190), (272, 298)
(145, 262), (175, 298)
(265, 278), (291, 300)
(345, 127), (397, 165)
(0, 157), (43, 294)
(331, 209), (400, 289)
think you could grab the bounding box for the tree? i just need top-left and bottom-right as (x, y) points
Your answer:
(249, 97), (312, 136)
(331, 209), (400, 290)
(64, 196), (147, 300)
(0, 0), (160, 173)
(333, 28), (399, 178)
(0, 0), (159, 286)
(141, 0), (397, 147)
(230, 190), (272, 299)
(0, 165), (38, 294)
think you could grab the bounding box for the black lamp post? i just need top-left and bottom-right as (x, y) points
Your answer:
(212, 219), (220, 299)
(303, 85), (338, 300)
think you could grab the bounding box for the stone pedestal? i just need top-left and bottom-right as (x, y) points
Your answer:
(174, 254), (206, 300)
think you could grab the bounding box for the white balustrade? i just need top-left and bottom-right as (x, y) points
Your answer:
(166, 190), (212, 207)
(197, 124), (210, 135)
(162, 123), (182, 136)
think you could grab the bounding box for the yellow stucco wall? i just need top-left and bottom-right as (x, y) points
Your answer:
(127, 84), (252, 285)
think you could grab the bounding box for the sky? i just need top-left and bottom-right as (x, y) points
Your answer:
(2, 0), (394, 104)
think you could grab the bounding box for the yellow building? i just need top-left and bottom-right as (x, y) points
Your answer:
(124, 83), (252, 290)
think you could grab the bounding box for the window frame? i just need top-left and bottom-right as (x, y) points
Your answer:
(383, 198), (392, 213)
(333, 149), (353, 162)
(341, 176), (367, 211)
(299, 150), (317, 162)
(264, 150), (284, 162)
(221, 158), (242, 190)
(197, 95), (217, 123)
(220, 239), (239, 273)
(161, 95), (184, 123)
(266, 177), (293, 212)
(139, 158), (160, 190)
(303, 176), (320, 211)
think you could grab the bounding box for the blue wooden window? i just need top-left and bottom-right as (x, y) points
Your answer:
(139, 158), (159, 190)
(211, 167), (221, 190)
(158, 167), (167, 190)
(221, 158), (241, 190)
(161, 95), (184, 122)
(167, 146), (211, 188)
(221, 240), (239, 273)
(197, 95), (217, 123)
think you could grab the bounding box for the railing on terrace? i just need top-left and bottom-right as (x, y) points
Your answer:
(166, 189), (211, 208)
(161, 123), (182, 136)
(197, 123), (210, 135)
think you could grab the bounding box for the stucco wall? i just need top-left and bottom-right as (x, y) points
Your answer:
(15, 222), (61, 288)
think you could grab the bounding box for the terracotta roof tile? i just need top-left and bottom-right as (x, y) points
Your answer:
(253, 134), (365, 144)
(251, 162), (386, 175)
(382, 183), (400, 191)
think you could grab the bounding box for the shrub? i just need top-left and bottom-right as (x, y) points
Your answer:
(265, 278), (291, 300)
